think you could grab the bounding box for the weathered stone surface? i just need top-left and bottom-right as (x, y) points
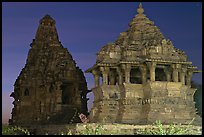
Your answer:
(9, 15), (88, 126)
(86, 4), (201, 125)
(124, 83), (143, 98)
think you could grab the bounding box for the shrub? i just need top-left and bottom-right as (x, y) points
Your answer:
(138, 120), (188, 135)
(2, 125), (30, 135)
(77, 124), (107, 135)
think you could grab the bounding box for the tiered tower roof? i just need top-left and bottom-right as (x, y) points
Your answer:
(87, 3), (199, 73)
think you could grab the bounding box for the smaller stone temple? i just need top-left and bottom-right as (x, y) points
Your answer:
(9, 15), (89, 126)
(86, 4), (202, 125)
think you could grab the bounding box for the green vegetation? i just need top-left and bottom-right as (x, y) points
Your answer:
(2, 124), (30, 135)
(137, 120), (188, 135)
(77, 124), (106, 135)
(2, 124), (109, 135)
(3, 122), (201, 135)
(56, 124), (111, 135)
(192, 82), (202, 117)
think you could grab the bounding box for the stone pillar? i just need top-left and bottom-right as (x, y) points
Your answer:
(100, 67), (109, 85)
(186, 70), (193, 87)
(164, 67), (171, 82)
(92, 70), (100, 87)
(173, 69), (179, 82)
(147, 62), (156, 81)
(103, 73), (108, 85)
(180, 68), (186, 85)
(117, 67), (123, 85)
(172, 64), (180, 82)
(140, 65), (147, 84)
(122, 64), (131, 83)
(125, 70), (131, 83)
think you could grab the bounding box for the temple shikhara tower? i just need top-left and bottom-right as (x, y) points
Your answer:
(10, 15), (89, 125)
(86, 4), (201, 125)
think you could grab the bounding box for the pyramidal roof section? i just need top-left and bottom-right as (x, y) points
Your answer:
(115, 3), (166, 49)
(129, 3), (154, 26)
(35, 14), (60, 45)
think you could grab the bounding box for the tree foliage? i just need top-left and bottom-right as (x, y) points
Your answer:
(192, 81), (202, 117)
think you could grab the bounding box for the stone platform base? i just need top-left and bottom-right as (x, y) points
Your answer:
(89, 82), (200, 125)
(24, 123), (202, 135)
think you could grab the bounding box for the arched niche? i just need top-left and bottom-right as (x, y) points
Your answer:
(24, 88), (29, 96)
(61, 82), (75, 105)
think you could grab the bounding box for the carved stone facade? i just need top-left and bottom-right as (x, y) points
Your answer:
(86, 4), (201, 125)
(9, 15), (88, 125)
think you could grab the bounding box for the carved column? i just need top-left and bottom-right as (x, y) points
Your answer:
(180, 68), (186, 85)
(186, 70), (193, 87)
(92, 69), (100, 87)
(173, 70), (179, 82)
(117, 67), (123, 85)
(100, 67), (109, 85)
(122, 64), (131, 83)
(172, 64), (180, 82)
(147, 62), (156, 81)
(140, 65), (147, 84)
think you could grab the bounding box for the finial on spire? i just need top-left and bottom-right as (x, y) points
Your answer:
(137, 3), (144, 14)
(139, 3), (142, 8)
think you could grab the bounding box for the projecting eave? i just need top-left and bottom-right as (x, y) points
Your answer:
(145, 58), (192, 65)
(187, 65), (202, 73)
(193, 70), (202, 73)
(97, 63), (119, 67)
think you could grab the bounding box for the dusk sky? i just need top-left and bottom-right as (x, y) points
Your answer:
(2, 2), (202, 124)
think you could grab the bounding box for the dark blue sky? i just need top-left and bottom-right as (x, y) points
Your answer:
(2, 2), (202, 123)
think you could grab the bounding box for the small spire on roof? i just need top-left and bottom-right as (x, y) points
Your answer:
(137, 3), (144, 14)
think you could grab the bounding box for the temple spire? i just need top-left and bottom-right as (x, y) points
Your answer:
(137, 3), (144, 14)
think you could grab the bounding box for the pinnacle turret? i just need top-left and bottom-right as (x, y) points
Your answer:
(39, 14), (55, 25)
(126, 3), (165, 49)
(34, 14), (59, 45)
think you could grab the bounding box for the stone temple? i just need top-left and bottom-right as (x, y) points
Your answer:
(86, 4), (201, 125)
(9, 15), (89, 125)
